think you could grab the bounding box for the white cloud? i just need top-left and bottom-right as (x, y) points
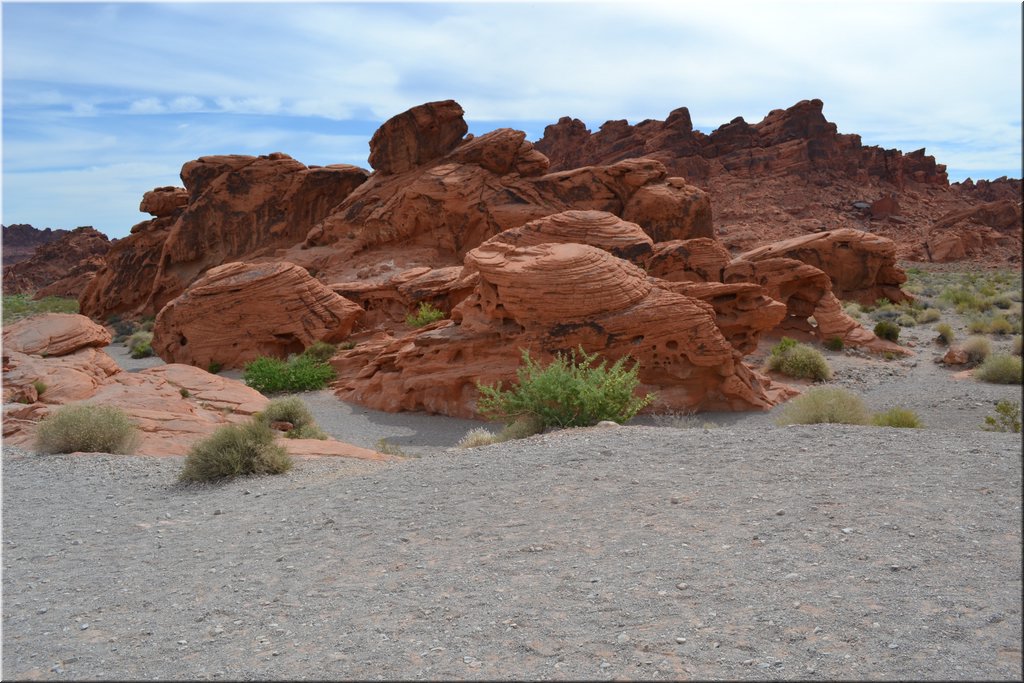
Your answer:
(128, 97), (166, 114)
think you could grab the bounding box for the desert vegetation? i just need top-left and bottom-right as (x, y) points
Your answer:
(255, 397), (328, 439)
(476, 346), (654, 430)
(974, 353), (1023, 384)
(983, 400), (1022, 433)
(766, 337), (832, 381)
(35, 404), (138, 454)
(179, 420), (293, 482)
(2, 293), (78, 322)
(405, 302), (446, 328)
(243, 348), (336, 393)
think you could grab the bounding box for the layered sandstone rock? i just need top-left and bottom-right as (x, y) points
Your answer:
(152, 261), (364, 369)
(2, 226), (111, 296)
(80, 154), (369, 319)
(735, 228), (909, 305)
(2, 317), (389, 459)
(331, 240), (798, 418)
(534, 99), (1021, 266)
(2, 224), (70, 267)
(2, 313), (112, 357)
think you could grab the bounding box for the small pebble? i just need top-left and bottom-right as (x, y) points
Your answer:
(79, 623), (89, 630)
(676, 582), (689, 590)
(775, 509), (785, 516)
(675, 637), (686, 644)
(213, 509), (223, 516)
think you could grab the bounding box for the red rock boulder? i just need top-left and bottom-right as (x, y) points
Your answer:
(2, 227), (111, 296)
(152, 261), (364, 369)
(2, 313), (112, 357)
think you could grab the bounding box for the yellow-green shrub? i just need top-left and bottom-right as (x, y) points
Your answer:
(36, 404), (138, 454)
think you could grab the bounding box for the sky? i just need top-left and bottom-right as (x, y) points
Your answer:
(2, 0), (1021, 239)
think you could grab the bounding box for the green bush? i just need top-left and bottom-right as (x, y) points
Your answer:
(128, 331), (155, 359)
(962, 335), (992, 364)
(916, 308), (942, 324)
(35, 404), (138, 454)
(966, 318), (988, 334)
(32, 380), (47, 396)
(476, 346), (654, 429)
(871, 407), (923, 428)
(935, 322), (955, 346)
(179, 420), (292, 482)
(2, 294), (79, 323)
(983, 400), (1021, 433)
(256, 397), (327, 439)
(974, 353), (1023, 384)
(126, 330), (152, 352)
(405, 302), (446, 328)
(301, 341), (337, 364)
(824, 336), (845, 352)
(775, 387), (871, 426)
(873, 320), (900, 342)
(207, 361), (223, 375)
(179, 387), (191, 398)
(243, 354), (335, 394)
(767, 337), (832, 381)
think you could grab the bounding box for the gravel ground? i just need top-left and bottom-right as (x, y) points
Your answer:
(4, 320), (1022, 680)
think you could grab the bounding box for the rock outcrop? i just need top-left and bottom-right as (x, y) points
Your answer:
(2, 226), (111, 296)
(534, 100), (1022, 266)
(152, 261), (363, 369)
(80, 154), (370, 319)
(2, 224), (70, 267)
(2, 315), (390, 459)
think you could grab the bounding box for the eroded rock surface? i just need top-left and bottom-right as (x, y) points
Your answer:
(152, 261), (363, 369)
(2, 227), (111, 296)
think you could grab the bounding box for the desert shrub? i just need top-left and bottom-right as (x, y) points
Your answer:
(476, 346), (654, 429)
(179, 420), (292, 482)
(962, 335), (992, 364)
(896, 313), (917, 327)
(375, 438), (408, 457)
(983, 400), (1022, 433)
(824, 336), (845, 352)
(207, 361), (223, 374)
(775, 387), (871, 426)
(935, 322), (955, 346)
(842, 302), (864, 318)
(456, 428), (501, 449)
(243, 354), (335, 394)
(32, 379), (47, 396)
(974, 354), (1023, 384)
(405, 302), (446, 328)
(301, 341), (337, 364)
(256, 397), (327, 439)
(966, 318), (989, 334)
(871, 407), (923, 428)
(35, 404), (138, 454)
(987, 315), (1014, 335)
(993, 295), (1014, 310)
(916, 308), (942, 324)
(767, 337), (832, 381)
(1013, 335), (1022, 356)
(2, 294), (80, 323)
(179, 387), (191, 398)
(457, 413), (547, 449)
(126, 330), (152, 351)
(873, 320), (900, 342)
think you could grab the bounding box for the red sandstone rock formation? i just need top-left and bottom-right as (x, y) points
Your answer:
(2, 227), (111, 296)
(534, 100), (1022, 266)
(2, 315), (390, 459)
(80, 153), (369, 319)
(152, 261), (364, 369)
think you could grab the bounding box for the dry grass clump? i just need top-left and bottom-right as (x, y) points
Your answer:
(766, 337), (832, 381)
(916, 308), (942, 324)
(934, 322), (955, 346)
(256, 397), (327, 439)
(871, 407), (923, 429)
(126, 330), (155, 359)
(775, 387), (871, 426)
(974, 354), (1023, 385)
(873, 320), (900, 342)
(35, 404), (138, 454)
(962, 335), (992, 364)
(179, 421), (292, 482)
(457, 414), (545, 449)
